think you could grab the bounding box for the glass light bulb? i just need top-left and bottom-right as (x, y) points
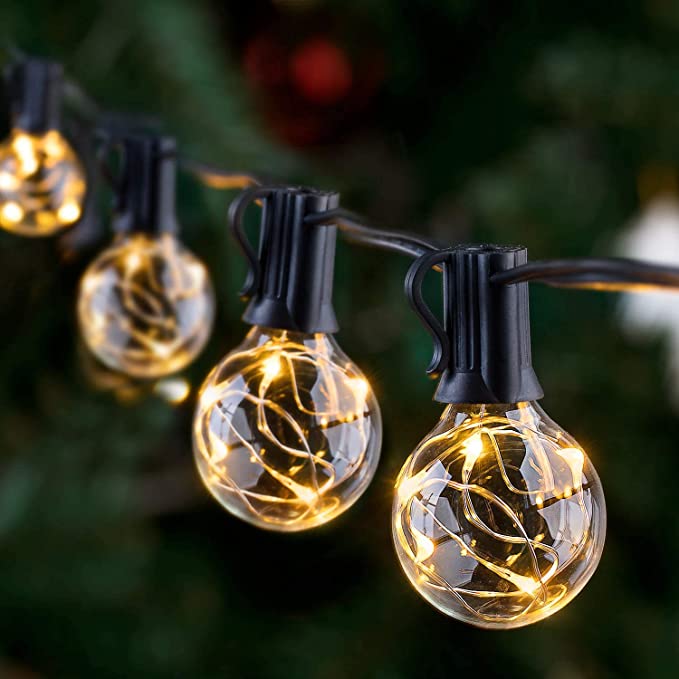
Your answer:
(193, 326), (382, 531)
(0, 129), (86, 236)
(77, 232), (215, 379)
(393, 401), (606, 629)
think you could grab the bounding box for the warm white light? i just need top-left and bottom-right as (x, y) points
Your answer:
(262, 354), (282, 381)
(13, 133), (38, 174)
(393, 401), (606, 629)
(412, 529), (435, 563)
(193, 326), (382, 532)
(0, 129), (86, 236)
(557, 446), (585, 488)
(154, 377), (191, 405)
(77, 233), (215, 379)
(1, 201), (24, 224)
(0, 172), (18, 191)
(57, 200), (81, 224)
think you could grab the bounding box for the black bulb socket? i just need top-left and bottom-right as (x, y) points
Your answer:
(5, 58), (63, 134)
(229, 185), (340, 334)
(406, 244), (544, 404)
(111, 134), (179, 236)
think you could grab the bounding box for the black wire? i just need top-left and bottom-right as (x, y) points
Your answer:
(490, 257), (679, 291)
(305, 207), (443, 260)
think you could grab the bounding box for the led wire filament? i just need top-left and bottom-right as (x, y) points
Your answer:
(0, 129), (85, 236)
(78, 233), (215, 379)
(193, 327), (382, 531)
(393, 402), (606, 629)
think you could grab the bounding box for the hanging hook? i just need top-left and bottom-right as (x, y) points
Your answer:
(227, 185), (282, 300)
(405, 249), (452, 376)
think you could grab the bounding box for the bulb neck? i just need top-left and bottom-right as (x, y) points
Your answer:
(439, 400), (542, 422)
(5, 59), (63, 134)
(407, 244), (544, 405)
(231, 186), (340, 334)
(111, 134), (179, 236)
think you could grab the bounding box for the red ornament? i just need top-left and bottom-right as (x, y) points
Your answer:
(290, 38), (353, 105)
(241, 21), (384, 146)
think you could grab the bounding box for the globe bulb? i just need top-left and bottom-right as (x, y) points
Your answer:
(0, 129), (86, 236)
(393, 401), (606, 629)
(193, 326), (382, 531)
(77, 232), (215, 379)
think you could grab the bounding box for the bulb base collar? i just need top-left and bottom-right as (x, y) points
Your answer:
(229, 186), (340, 334)
(406, 244), (544, 404)
(111, 134), (179, 236)
(5, 58), (63, 134)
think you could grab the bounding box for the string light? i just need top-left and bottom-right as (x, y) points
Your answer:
(76, 132), (215, 379)
(0, 129), (86, 236)
(77, 232), (214, 379)
(392, 401), (606, 629)
(394, 245), (610, 628)
(193, 326), (381, 531)
(0, 55), (86, 236)
(4, 51), (679, 631)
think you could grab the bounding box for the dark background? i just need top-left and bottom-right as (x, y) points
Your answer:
(1, 1), (678, 677)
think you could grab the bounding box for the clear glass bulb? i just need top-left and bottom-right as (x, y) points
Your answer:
(193, 326), (382, 531)
(393, 401), (606, 629)
(0, 129), (86, 236)
(77, 232), (215, 379)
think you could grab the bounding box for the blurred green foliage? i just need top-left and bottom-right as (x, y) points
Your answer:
(0, 1), (678, 677)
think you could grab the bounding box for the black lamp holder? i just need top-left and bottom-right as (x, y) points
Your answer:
(405, 244), (543, 404)
(4, 58), (63, 134)
(99, 132), (179, 236)
(403, 246), (679, 404)
(228, 185), (341, 334)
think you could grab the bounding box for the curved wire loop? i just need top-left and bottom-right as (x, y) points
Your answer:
(404, 249), (453, 376)
(227, 185), (298, 300)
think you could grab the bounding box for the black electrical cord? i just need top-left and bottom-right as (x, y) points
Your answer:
(307, 209), (679, 292)
(490, 257), (679, 291)
(305, 207), (443, 260)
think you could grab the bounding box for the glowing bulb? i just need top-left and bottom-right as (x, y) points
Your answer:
(0, 129), (86, 236)
(77, 232), (215, 379)
(193, 326), (382, 531)
(392, 401), (606, 629)
(153, 377), (192, 405)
